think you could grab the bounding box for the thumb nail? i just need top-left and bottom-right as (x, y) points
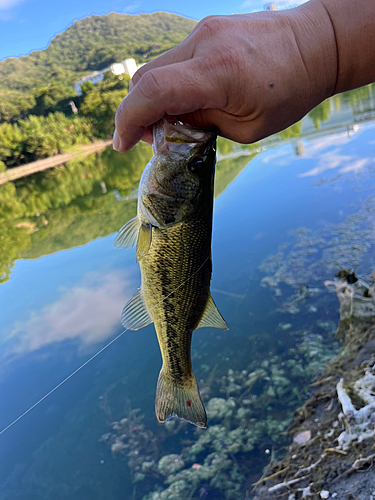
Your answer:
(113, 130), (121, 151)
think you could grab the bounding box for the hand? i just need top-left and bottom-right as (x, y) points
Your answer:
(113, 1), (339, 152)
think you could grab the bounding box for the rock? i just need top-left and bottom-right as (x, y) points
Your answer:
(320, 491), (330, 499)
(293, 430), (311, 445)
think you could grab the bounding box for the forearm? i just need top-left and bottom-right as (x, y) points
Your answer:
(300, 0), (375, 95)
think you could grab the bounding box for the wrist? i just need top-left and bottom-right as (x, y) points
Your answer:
(284, 0), (338, 103)
(315, 0), (375, 93)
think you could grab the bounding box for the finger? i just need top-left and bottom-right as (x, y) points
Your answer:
(129, 40), (193, 91)
(178, 109), (265, 144)
(114, 59), (227, 152)
(140, 127), (153, 145)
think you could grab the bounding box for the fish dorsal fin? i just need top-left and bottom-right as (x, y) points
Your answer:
(114, 216), (139, 249)
(197, 295), (229, 330)
(121, 289), (153, 330)
(136, 222), (152, 262)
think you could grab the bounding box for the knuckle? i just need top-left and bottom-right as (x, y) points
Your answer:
(130, 68), (143, 87)
(137, 71), (164, 102)
(196, 16), (223, 39)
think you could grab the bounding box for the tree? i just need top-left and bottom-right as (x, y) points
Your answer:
(80, 89), (125, 136)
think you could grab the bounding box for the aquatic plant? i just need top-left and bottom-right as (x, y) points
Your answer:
(259, 193), (375, 318)
(252, 271), (375, 499)
(101, 325), (336, 500)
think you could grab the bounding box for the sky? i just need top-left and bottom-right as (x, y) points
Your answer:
(0, 0), (307, 61)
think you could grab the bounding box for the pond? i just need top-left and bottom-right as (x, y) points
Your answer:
(0, 85), (375, 500)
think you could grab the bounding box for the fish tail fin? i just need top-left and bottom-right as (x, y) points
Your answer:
(155, 367), (207, 428)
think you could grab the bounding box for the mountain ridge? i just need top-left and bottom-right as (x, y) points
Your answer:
(0, 12), (197, 120)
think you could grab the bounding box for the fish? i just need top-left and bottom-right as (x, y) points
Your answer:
(114, 118), (228, 428)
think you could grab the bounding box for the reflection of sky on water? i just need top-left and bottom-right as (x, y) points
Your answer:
(4, 270), (134, 356)
(1, 93), (375, 499)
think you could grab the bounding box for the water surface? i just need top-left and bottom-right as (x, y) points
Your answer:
(1, 85), (375, 500)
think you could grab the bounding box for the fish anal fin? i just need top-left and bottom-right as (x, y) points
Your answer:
(155, 367), (207, 428)
(114, 216), (139, 249)
(121, 289), (153, 331)
(197, 295), (229, 330)
(136, 222), (152, 262)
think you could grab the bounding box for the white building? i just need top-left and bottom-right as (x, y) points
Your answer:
(74, 71), (104, 96)
(122, 58), (138, 78)
(264, 3), (277, 10)
(110, 63), (125, 76)
(74, 58), (139, 96)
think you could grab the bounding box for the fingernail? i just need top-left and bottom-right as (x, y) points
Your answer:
(113, 129), (121, 151)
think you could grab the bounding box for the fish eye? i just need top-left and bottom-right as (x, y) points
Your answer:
(188, 156), (205, 174)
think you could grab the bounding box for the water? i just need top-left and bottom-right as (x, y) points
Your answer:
(1, 86), (375, 499)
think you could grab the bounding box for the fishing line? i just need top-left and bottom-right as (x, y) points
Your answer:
(0, 255), (210, 436)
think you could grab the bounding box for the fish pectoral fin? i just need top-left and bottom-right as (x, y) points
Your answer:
(114, 216), (139, 249)
(155, 367), (207, 428)
(121, 289), (153, 330)
(136, 222), (152, 262)
(197, 295), (229, 330)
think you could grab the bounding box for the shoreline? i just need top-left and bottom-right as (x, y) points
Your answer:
(0, 139), (113, 186)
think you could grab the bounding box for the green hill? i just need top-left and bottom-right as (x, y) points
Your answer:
(0, 12), (197, 120)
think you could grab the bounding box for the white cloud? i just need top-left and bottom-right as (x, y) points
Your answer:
(123, 3), (141, 13)
(5, 271), (136, 355)
(0, 0), (23, 10)
(241, 0), (308, 11)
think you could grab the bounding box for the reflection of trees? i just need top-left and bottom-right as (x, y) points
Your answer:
(308, 99), (331, 130)
(0, 222), (31, 283)
(0, 142), (152, 283)
(22, 196), (137, 260)
(278, 121), (302, 139)
(215, 154), (257, 197)
(342, 83), (375, 107)
(217, 137), (235, 156)
(0, 140), (257, 284)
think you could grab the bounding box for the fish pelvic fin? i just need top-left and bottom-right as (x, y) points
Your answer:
(155, 367), (207, 428)
(114, 216), (139, 249)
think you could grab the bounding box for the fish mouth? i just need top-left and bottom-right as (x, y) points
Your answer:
(153, 118), (216, 151)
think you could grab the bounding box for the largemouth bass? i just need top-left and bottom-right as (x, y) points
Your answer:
(115, 118), (228, 428)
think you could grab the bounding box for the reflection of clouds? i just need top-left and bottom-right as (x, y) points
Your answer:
(303, 132), (350, 157)
(299, 150), (352, 177)
(261, 148), (290, 165)
(7, 272), (135, 355)
(300, 149), (369, 178)
(339, 159), (369, 174)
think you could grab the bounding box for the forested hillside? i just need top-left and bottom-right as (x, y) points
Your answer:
(0, 12), (196, 121)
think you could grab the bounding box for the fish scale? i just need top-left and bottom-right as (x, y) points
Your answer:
(141, 218), (212, 384)
(114, 118), (228, 428)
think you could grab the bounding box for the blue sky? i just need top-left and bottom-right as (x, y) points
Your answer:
(0, 0), (306, 61)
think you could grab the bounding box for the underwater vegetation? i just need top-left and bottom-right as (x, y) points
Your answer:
(100, 325), (335, 499)
(259, 189), (375, 310)
(253, 271), (375, 500)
